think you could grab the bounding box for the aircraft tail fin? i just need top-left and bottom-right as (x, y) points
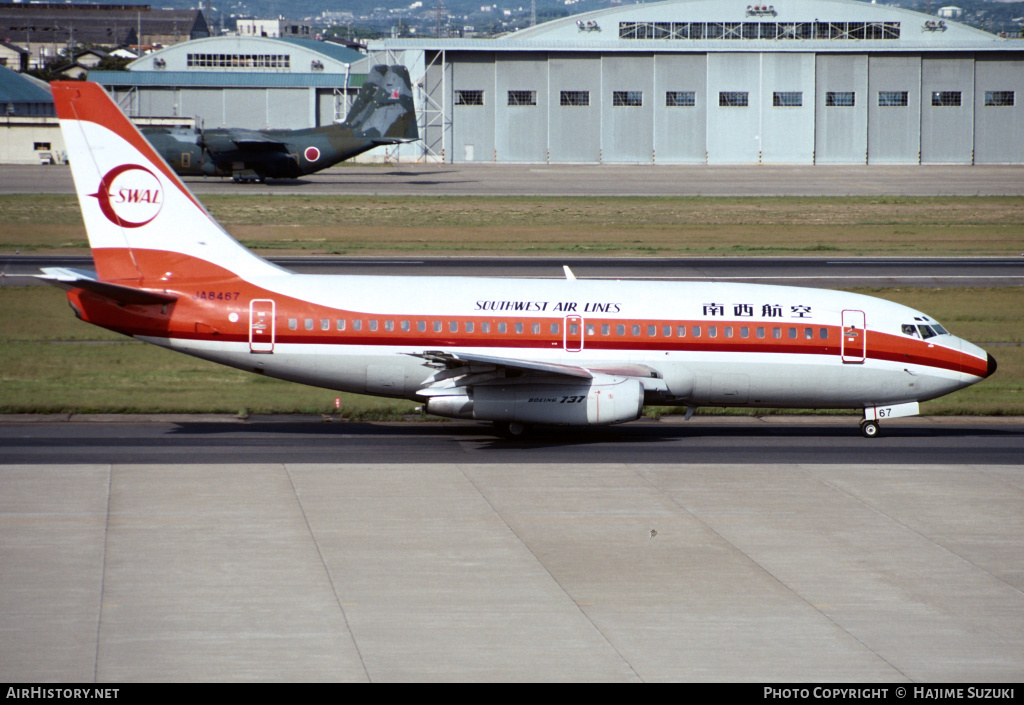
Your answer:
(342, 64), (419, 142)
(52, 81), (284, 286)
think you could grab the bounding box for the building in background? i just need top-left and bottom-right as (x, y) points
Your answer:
(89, 36), (372, 131)
(0, 65), (61, 164)
(377, 0), (1024, 165)
(0, 3), (208, 70)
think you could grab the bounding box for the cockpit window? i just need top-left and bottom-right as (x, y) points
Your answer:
(904, 321), (949, 338)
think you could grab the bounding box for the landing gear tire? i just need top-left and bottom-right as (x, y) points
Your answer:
(860, 420), (880, 438)
(493, 421), (528, 438)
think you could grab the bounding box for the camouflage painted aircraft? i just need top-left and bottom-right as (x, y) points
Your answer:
(140, 64), (418, 183)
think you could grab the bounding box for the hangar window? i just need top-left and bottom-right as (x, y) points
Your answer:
(931, 91), (962, 107)
(618, 20), (899, 41)
(719, 92), (749, 107)
(773, 92), (803, 107)
(613, 91), (643, 107)
(826, 92), (855, 107)
(187, 53), (290, 69)
(878, 91), (909, 107)
(508, 90), (536, 106)
(666, 91), (696, 107)
(560, 91), (590, 107)
(985, 91), (1015, 107)
(455, 90), (484, 106)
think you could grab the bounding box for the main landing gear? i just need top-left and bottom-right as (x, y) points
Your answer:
(493, 421), (528, 438)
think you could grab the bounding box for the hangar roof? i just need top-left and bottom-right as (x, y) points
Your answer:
(0, 65), (55, 116)
(380, 0), (1016, 53)
(127, 36), (366, 74)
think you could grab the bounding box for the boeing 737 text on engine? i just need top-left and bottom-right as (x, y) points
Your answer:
(42, 82), (996, 438)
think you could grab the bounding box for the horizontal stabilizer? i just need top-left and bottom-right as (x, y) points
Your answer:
(38, 267), (178, 306)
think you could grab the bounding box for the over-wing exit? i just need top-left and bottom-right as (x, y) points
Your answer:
(140, 64), (418, 183)
(43, 81), (996, 438)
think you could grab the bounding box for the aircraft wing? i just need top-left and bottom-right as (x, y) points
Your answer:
(37, 268), (178, 306)
(411, 350), (660, 396)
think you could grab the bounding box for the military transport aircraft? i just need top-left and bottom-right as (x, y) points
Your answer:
(139, 64), (418, 183)
(43, 81), (996, 438)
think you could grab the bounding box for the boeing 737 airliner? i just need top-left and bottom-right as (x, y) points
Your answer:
(42, 82), (996, 437)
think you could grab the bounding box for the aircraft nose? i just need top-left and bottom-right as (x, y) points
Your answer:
(986, 352), (998, 378)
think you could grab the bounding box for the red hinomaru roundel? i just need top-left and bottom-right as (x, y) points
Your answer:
(90, 164), (164, 228)
(304, 146), (321, 162)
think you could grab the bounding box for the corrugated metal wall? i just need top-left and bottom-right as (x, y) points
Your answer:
(974, 56), (1024, 164)
(548, 53), (602, 163)
(761, 53), (816, 163)
(495, 54), (548, 162)
(436, 49), (1022, 165)
(867, 55), (922, 164)
(654, 54), (707, 163)
(601, 54), (655, 163)
(451, 53), (496, 162)
(706, 53), (762, 163)
(921, 55), (974, 164)
(815, 54), (868, 164)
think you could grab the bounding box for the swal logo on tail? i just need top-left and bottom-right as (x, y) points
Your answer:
(91, 164), (164, 228)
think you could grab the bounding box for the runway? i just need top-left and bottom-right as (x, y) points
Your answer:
(2, 415), (1023, 466)
(3, 162), (1024, 196)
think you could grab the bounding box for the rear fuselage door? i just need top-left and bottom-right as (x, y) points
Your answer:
(841, 309), (866, 363)
(249, 299), (276, 353)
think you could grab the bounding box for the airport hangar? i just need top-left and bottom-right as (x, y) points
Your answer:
(90, 36), (374, 131)
(376, 0), (1024, 165)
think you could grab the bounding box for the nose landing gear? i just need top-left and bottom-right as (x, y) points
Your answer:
(860, 420), (880, 438)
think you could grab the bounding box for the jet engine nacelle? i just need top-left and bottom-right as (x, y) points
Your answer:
(426, 375), (645, 426)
